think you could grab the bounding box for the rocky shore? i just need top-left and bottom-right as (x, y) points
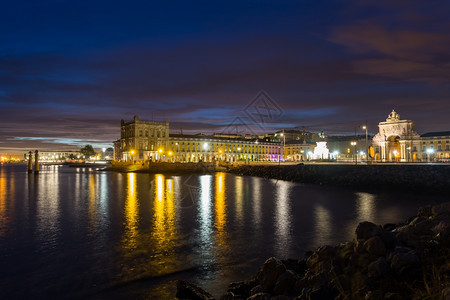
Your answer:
(176, 202), (450, 300)
(226, 164), (450, 195)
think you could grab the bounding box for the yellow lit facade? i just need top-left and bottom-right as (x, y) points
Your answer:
(116, 115), (316, 162)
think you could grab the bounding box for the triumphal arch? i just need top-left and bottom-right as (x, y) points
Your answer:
(372, 110), (421, 162)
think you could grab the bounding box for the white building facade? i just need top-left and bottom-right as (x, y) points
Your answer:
(373, 110), (450, 162)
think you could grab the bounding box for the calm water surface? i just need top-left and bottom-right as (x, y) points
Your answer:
(0, 164), (445, 299)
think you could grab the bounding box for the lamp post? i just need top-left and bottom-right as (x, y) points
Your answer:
(279, 129), (285, 164)
(362, 124), (368, 162)
(351, 141), (357, 165)
(130, 150), (135, 163)
(426, 148), (434, 163)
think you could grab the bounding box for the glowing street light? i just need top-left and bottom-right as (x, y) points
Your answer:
(426, 148), (434, 162)
(351, 141), (357, 165)
(362, 124), (368, 162)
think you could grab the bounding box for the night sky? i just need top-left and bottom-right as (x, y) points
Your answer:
(1, 0), (449, 153)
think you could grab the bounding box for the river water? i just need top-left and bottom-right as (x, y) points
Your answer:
(0, 164), (444, 299)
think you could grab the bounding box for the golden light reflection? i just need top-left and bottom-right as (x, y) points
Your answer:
(88, 173), (96, 225)
(214, 173), (226, 231)
(214, 172), (228, 248)
(0, 167), (9, 237)
(152, 174), (176, 251)
(123, 172), (139, 250)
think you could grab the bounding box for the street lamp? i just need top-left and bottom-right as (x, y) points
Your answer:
(426, 148), (434, 162)
(362, 124), (368, 162)
(351, 141), (357, 165)
(130, 150), (135, 163)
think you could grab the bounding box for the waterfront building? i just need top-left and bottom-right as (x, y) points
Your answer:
(372, 110), (450, 162)
(119, 115), (170, 161)
(118, 116), (315, 162)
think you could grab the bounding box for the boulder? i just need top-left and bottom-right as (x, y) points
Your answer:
(363, 236), (387, 257)
(432, 202), (450, 216)
(308, 285), (338, 300)
(355, 222), (382, 241)
(176, 280), (215, 300)
(417, 205), (432, 217)
(256, 257), (286, 292)
(274, 270), (298, 295)
(246, 292), (271, 300)
(389, 249), (419, 272)
(367, 257), (389, 278)
(226, 279), (257, 298)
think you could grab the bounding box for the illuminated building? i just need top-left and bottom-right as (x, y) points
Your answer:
(119, 115), (170, 161)
(117, 116), (315, 162)
(373, 110), (450, 162)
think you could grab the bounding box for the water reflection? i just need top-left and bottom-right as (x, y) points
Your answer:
(152, 174), (177, 252)
(36, 166), (61, 250)
(0, 167), (438, 299)
(235, 176), (244, 228)
(274, 180), (292, 258)
(313, 204), (332, 246)
(355, 192), (376, 222)
(199, 175), (213, 246)
(0, 166), (9, 237)
(214, 173), (228, 249)
(251, 177), (262, 230)
(123, 172), (139, 250)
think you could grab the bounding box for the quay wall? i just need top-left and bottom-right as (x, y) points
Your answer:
(226, 164), (450, 194)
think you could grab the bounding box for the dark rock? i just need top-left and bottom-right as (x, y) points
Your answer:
(309, 285), (338, 300)
(365, 290), (383, 300)
(256, 257), (286, 292)
(432, 220), (449, 237)
(382, 223), (397, 231)
(271, 296), (290, 300)
(363, 236), (387, 257)
(249, 285), (263, 296)
(390, 249), (419, 272)
(355, 222), (382, 241)
(383, 292), (402, 300)
(219, 292), (244, 300)
(226, 279), (258, 298)
(306, 245), (336, 274)
(274, 270), (298, 295)
(246, 292), (271, 300)
(297, 287), (312, 300)
(367, 257), (389, 278)
(417, 205), (432, 217)
(176, 280), (215, 300)
(432, 202), (450, 216)
(378, 230), (397, 249)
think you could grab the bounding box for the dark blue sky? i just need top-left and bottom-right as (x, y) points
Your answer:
(1, 0), (449, 152)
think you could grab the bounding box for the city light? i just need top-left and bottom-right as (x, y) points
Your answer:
(203, 143), (209, 150)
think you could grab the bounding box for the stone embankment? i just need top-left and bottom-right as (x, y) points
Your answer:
(108, 161), (218, 173)
(176, 202), (450, 300)
(226, 164), (450, 195)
